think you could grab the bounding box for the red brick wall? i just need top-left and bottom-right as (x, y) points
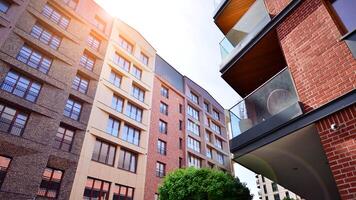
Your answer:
(264, 0), (290, 16)
(316, 105), (356, 200)
(272, 0), (356, 112)
(144, 76), (186, 200)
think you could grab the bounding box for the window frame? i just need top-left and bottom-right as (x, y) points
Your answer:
(42, 4), (70, 29)
(121, 124), (140, 146)
(113, 184), (135, 200)
(87, 33), (101, 51)
(30, 23), (62, 50)
(160, 86), (169, 98)
(91, 140), (116, 166)
(125, 103), (143, 122)
(156, 162), (166, 178)
(118, 148), (138, 173)
(63, 98), (82, 121)
(83, 177), (111, 200)
(79, 52), (95, 71)
(131, 84), (145, 102)
(157, 139), (167, 155)
(159, 119), (167, 134)
(16, 45), (52, 74)
(118, 35), (134, 54)
(37, 167), (63, 199)
(54, 125), (75, 152)
(72, 74), (89, 94)
(160, 102), (168, 115)
(106, 117), (120, 137)
(0, 103), (28, 136)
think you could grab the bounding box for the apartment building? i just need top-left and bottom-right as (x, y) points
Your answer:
(0, 0), (113, 199)
(214, 0), (355, 199)
(256, 174), (302, 200)
(69, 18), (156, 200)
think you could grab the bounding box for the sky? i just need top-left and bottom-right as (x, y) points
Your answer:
(96, 0), (258, 198)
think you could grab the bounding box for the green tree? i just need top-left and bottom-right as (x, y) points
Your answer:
(158, 167), (253, 200)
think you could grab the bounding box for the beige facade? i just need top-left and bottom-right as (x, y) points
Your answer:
(70, 19), (156, 200)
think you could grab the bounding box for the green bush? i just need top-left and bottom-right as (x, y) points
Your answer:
(158, 167), (253, 200)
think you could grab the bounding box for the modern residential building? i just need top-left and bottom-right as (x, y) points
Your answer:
(256, 174), (302, 200)
(214, 0), (355, 200)
(69, 18), (156, 200)
(0, 0), (113, 199)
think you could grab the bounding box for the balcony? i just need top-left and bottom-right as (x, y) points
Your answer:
(229, 68), (303, 138)
(219, 0), (271, 62)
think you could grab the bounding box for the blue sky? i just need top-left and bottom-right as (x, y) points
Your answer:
(96, 0), (258, 198)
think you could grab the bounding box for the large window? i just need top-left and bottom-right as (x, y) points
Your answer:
(130, 65), (142, 80)
(215, 138), (223, 149)
(132, 85), (145, 102)
(0, 155), (11, 189)
(160, 86), (169, 98)
(159, 120), (167, 134)
(187, 120), (199, 136)
(1, 71), (41, 102)
(92, 140), (116, 166)
(37, 167), (63, 198)
(109, 71), (122, 88)
(212, 109), (220, 120)
(54, 125), (74, 152)
(0, 0), (10, 13)
(160, 102), (168, 115)
(157, 139), (167, 155)
(217, 152), (224, 165)
(42, 4), (70, 29)
(87, 34), (101, 50)
(17, 45), (52, 74)
(63, 0), (78, 9)
(187, 136), (200, 153)
(121, 124), (140, 146)
(94, 16), (106, 32)
(205, 131), (212, 143)
(328, 0), (356, 32)
(113, 53), (130, 72)
(139, 52), (149, 65)
(274, 194), (280, 200)
(118, 148), (137, 173)
(189, 91), (199, 104)
(272, 182), (278, 192)
(125, 103), (142, 122)
(0, 103), (28, 136)
(211, 122), (221, 135)
(106, 117), (120, 137)
(188, 154), (201, 168)
(204, 102), (209, 112)
(156, 162), (166, 178)
(63, 98), (82, 121)
(111, 95), (123, 113)
(31, 23), (61, 50)
(72, 74), (89, 94)
(118, 36), (133, 54)
(83, 177), (110, 200)
(113, 184), (135, 200)
(79, 52), (95, 71)
(206, 147), (213, 159)
(187, 105), (199, 120)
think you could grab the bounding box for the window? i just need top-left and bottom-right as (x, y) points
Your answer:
(139, 52), (149, 65)
(121, 124), (140, 146)
(187, 120), (199, 136)
(54, 125), (74, 152)
(0, 156), (11, 188)
(0, 103), (28, 136)
(206, 147), (212, 159)
(1, 71), (41, 102)
(63, 0), (78, 9)
(187, 136), (200, 153)
(83, 177), (110, 200)
(130, 65), (142, 79)
(79, 52), (95, 71)
(113, 184), (135, 200)
(17, 45), (52, 74)
(30, 23), (61, 50)
(118, 148), (137, 173)
(109, 71), (122, 88)
(72, 74), (89, 94)
(285, 191), (290, 198)
(263, 185), (267, 193)
(188, 154), (201, 168)
(125, 103), (142, 122)
(187, 105), (199, 120)
(87, 34), (101, 50)
(217, 152), (224, 165)
(212, 109), (220, 120)
(205, 131), (212, 143)
(179, 138), (182, 150)
(156, 162), (165, 178)
(215, 138), (223, 149)
(272, 182), (278, 192)
(42, 4), (70, 29)
(160, 102), (168, 115)
(111, 95), (123, 113)
(159, 120), (167, 134)
(211, 122), (221, 135)
(205, 115), (210, 126)
(94, 16), (106, 31)
(262, 176), (265, 183)
(204, 102), (209, 112)
(274, 194), (280, 200)
(118, 36), (133, 54)
(92, 140), (116, 166)
(179, 120), (183, 131)
(63, 98), (82, 121)
(161, 86), (169, 98)
(113, 53), (130, 72)
(179, 104), (183, 114)
(189, 91), (199, 104)
(132, 85), (145, 102)
(0, 0), (10, 13)
(157, 139), (167, 155)
(106, 117), (120, 137)
(37, 167), (63, 198)
(265, 196), (269, 200)
(179, 157), (183, 168)
(328, 0), (356, 32)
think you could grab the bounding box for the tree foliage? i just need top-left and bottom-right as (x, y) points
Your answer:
(158, 167), (253, 200)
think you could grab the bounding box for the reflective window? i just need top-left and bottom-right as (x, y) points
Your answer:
(79, 52), (95, 71)
(0, 155), (11, 189)
(54, 125), (74, 152)
(30, 23), (61, 50)
(63, 98), (82, 121)
(109, 71), (122, 88)
(118, 148), (137, 173)
(0, 103), (28, 136)
(106, 117), (120, 137)
(113, 53), (130, 72)
(87, 34), (101, 50)
(156, 162), (165, 178)
(118, 36), (133, 54)
(113, 184), (134, 200)
(37, 167), (63, 198)
(92, 140), (116, 166)
(42, 4), (70, 29)
(132, 85), (144, 102)
(125, 103), (142, 122)
(72, 74), (89, 94)
(121, 124), (140, 146)
(83, 177), (110, 200)
(17, 45), (52, 74)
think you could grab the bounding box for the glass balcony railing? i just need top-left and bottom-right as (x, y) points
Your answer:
(219, 0), (271, 61)
(229, 68), (302, 138)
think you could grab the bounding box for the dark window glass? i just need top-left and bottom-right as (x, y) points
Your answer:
(113, 184), (135, 200)
(179, 138), (182, 150)
(274, 194), (280, 200)
(179, 157), (183, 168)
(121, 124), (140, 146)
(37, 167), (63, 198)
(72, 74), (89, 94)
(118, 148), (137, 173)
(83, 177), (110, 200)
(156, 162), (165, 178)
(272, 182), (278, 192)
(159, 120), (167, 134)
(179, 104), (183, 114)
(92, 140), (116, 166)
(0, 155), (11, 189)
(0, 0), (10, 13)
(54, 125), (74, 152)
(0, 103), (28, 136)
(63, 98), (82, 121)
(330, 0), (356, 32)
(157, 139), (167, 155)
(263, 185), (267, 193)
(42, 4), (70, 29)
(17, 45), (52, 74)
(179, 120), (183, 131)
